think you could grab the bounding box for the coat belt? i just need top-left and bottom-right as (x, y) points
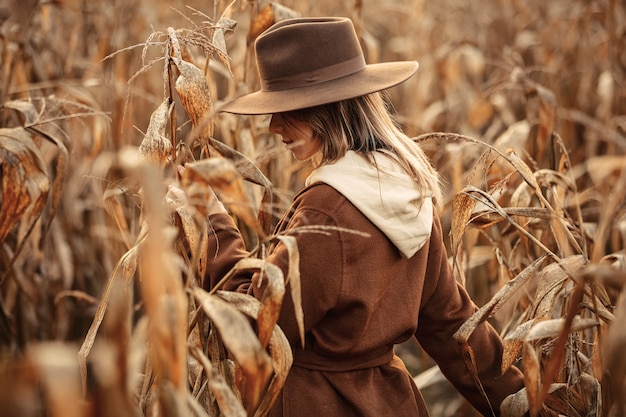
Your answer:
(291, 348), (395, 372)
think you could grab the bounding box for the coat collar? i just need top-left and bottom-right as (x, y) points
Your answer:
(305, 150), (433, 258)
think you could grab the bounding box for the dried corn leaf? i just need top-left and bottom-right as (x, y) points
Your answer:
(202, 327), (237, 416)
(182, 157), (265, 237)
(499, 386), (529, 417)
(103, 188), (133, 250)
(4, 99), (40, 125)
(189, 345), (247, 417)
(499, 161), (573, 264)
(468, 211), (506, 229)
(504, 207), (554, 220)
(531, 255), (587, 319)
(213, 257), (286, 349)
(510, 181), (532, 208)
(451, 192), (474, 287)
(451, 192), (475, 257)
(458, 342), (494, 415)
(499, 383), (571, 417)
(252, 320), (292, 417)
(522, 341), (542, 417)
(0, 127), (49, 245)
(275, 235), (304, 347)
(469, 207), (554, 229)
(216, 291), (293, 417)
(535, 169), (574, 192)
(577, 373), (601, 415)
(139, 98), (173, 166)
(502, 319), (535, 373)
(211, 15), (237, 73)
(493, 120), (531, 152)
(538, 276), (586, 408)
(525, 317), (599, 341)
(451, 245), (547, 416)
(208, 137), (274, 235)
(192, 288), (273, 413)
(601, 252), (626, 271)
(543, 384), (580, 416)
(506, 148), (541, 194)
(248, 259), (284, 349)
(462, 186), (560, 261)
(101, 269), (134, 380)
(549, 212), (580, 259)
(29, 125), (69, 239)
(550, 373), (598, 416)
(454, 255), (547, 343)
(209, 138), (272, 189)
(452, 256), (546, 407)
(174, 203), (208, 283)
(581, 257), (626, 320)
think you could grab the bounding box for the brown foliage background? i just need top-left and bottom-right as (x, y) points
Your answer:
(1, 0), (625, 416)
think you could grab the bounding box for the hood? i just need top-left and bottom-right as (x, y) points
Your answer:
(305, 150), (433, 258)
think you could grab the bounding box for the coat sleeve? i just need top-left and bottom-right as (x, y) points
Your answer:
(204, 208), (343, 346)
(415, 216), (524, 416)
(203, 213), (250, 291)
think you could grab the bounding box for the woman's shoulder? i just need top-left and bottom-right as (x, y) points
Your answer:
(293, 183), (359, 218)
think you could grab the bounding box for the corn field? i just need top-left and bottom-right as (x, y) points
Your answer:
(1, 0), (625, 416)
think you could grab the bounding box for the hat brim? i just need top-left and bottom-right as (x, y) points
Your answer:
(218, 61), (418, 115)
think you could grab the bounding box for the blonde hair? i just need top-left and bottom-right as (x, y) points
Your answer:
(285, 92), (443, 208)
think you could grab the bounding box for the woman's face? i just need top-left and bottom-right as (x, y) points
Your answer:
(269, 112), (321, 161)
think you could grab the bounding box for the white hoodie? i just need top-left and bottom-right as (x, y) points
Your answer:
(305, 150), (433, 258)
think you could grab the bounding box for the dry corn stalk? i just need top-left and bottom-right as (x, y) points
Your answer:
(136, 161), (189, 417)
(168, 28), (214, 155)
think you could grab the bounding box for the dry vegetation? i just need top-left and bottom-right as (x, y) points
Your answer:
(1, 0), (625, 416)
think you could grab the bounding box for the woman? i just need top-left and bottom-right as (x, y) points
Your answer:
(203, 17), (524, 416)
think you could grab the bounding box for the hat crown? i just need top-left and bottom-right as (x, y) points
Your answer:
(218, 16), (418, 115)
(255, 17), (367, 92)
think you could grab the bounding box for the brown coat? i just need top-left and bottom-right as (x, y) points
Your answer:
(205, 183), (524, 416)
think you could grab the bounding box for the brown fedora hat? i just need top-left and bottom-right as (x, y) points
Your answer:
(218, 17), (418, 115)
